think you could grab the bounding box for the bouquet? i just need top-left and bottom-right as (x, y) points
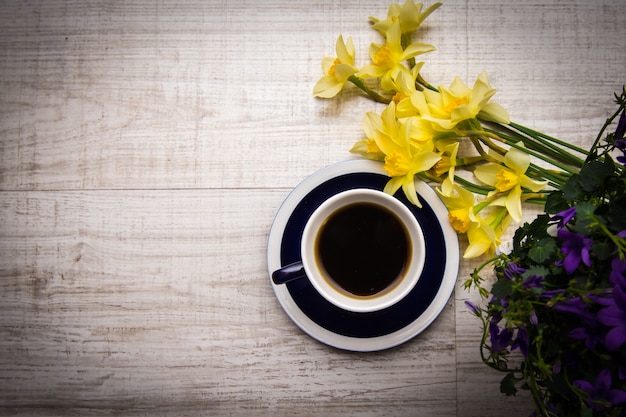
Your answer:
(312, 1), (626, 415)
(464, 101), (626, 416)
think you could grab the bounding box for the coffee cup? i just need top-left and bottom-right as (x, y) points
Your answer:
(272, 188), (425, 313)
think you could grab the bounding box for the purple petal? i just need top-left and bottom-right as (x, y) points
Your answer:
(551, 206), (576, 229)
(465, 300), (481, 316)
(573, 378), (593, 393)
(608, 388), (626, 405)
(563, 252), (582, 274)
(610, 257), (626, 289)
(604, 326), (626, 351)
(595, 369), (612, 392)
(581, 247), (592, 267)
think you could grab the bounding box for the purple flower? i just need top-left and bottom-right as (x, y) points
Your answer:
(504, 262), (525, 280)
(522, 274), (544, 289)
(465, 300), (481, 316)
(511, 327), (529, 357)
(489, 320), (513, 353)
(557, 229), (593, 275)
(568, 326), (604, 350)
(529, 310), (538, 326)
(554, 297), (596, 323)
(610, 256), (626, 291)
(574, 369), (626, 410)
(540, 288), (565, 299)
(551, 206), (576, 229)
(555, 297), (605, 348)
(597, 285), (626, 350)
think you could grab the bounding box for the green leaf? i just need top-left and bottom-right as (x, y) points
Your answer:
(491, 277), (513, 299)
(580, 406), (593, 417)
(500, 372), (519, 396)
(607, 196), (626, 232)
(593, 240), (614, 261)
(562, 174), (583, 202)
(579, 158), (615, 192)
(544, 191), (569, 214)
(525, 215), (551, 242)
(523, 265), (550, 280)
(528, 238), (557, 263)
(573, 201), (598, 232)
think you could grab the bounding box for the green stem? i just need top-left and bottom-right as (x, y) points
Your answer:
(505, 141), (578, 175)
(453, 175), (494, 195)
(485, 125), (585, 169)
(507, 121), (589, 156)
(348, 75), (391, 104)
(587, 96), (626, 159)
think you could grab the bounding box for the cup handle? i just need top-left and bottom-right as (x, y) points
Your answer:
(272, 261), (306, 284)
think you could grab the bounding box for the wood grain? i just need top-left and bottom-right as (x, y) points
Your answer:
(1, 0), (625, 415)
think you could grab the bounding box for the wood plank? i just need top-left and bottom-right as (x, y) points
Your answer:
(1, 0), (623, 191)
(0, 189), (457, 416)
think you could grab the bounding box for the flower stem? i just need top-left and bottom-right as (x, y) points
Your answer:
(486, 124), (585, 169)
(507, 122), (589, 156)
(453, 175), (494, 195)
(348, 75), (391, 104)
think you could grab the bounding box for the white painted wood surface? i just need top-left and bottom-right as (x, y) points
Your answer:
(1, 1), (624, 415)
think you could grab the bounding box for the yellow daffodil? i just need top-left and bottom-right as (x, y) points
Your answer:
(410, 71), (510, 130)
(408, 116), (437, 151)
(370, 1), (442, 35)
(430, 140), (459, 185)
(360, 102), (440, 207)
(357, 21), (435, 92)
(388, 64), (425, 118)
(465, 214), (499, 259)
(473, 144), (548, 222)
(313, 35), (358, 98)
(349, 110), (386, 161)
(436, 179), (476, 233)
(436, 179), (503, 258)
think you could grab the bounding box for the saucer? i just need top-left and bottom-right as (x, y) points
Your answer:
(267, 160), (459, 352)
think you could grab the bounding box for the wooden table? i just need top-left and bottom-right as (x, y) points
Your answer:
(1, 1), (625, 415)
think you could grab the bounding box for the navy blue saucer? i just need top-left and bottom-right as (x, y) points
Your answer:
(278, 171), (448, 338)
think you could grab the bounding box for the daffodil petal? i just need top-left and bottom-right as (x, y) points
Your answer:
(464, 222), (497, 259)
(333, 63), (357, 82)
(505, 185), (523, 222)
(336, 35), (354, 63)
(401, 42), (436, 60)
(349, 140), (385, 161)
(412, 150), (441, 172)
(313, 76), (343, 98)
(402, 176), (421, 208)
(473, 163), (502, 187)
(321, 56), (335, 74)
(383, 176), (403, 197)
(363, 112), (382, 139)
(504, 146), (530, 174)
(520, 176), (549, 192)
(478, 102), (510, 124)
(357, 63), (387, 79)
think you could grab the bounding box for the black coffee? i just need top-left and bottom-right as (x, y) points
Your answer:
(316, 202), (410, 297)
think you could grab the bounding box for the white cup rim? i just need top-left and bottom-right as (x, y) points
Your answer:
(301, 188), (425, 313)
